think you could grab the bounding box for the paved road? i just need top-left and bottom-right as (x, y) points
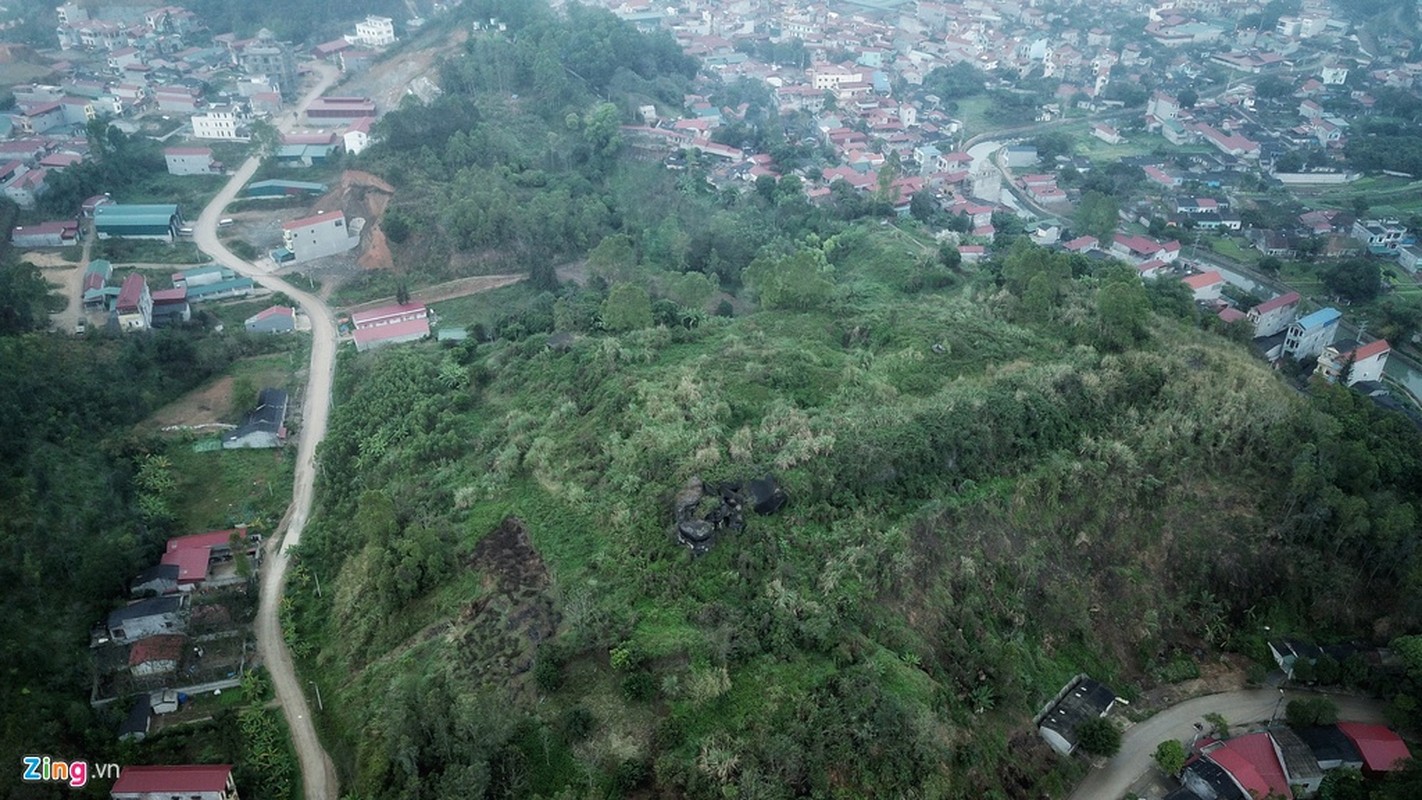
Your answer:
(193, 61), (341, 800)
(1069, 689), (1387, 800)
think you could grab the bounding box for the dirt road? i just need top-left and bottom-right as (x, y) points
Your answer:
(193, 61), (341, 800)
(1068, 688), (1387, 800)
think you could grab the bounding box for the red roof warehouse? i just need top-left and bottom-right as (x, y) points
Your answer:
(110, 764), (237, 799)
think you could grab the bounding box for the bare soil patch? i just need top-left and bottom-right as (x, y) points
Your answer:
(456, 518), (559, 699)
(144, 376), (236, 431)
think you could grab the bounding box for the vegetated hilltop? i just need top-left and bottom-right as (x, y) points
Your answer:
(281, 3), (1422, 799)
(292, 231), (1422, 799)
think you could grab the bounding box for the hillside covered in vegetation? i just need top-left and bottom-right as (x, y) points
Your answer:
(268, 3), (1422, 799)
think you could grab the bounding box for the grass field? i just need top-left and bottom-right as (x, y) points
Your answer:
(167, 446), (294, 533)
(429, 281), (542, 329)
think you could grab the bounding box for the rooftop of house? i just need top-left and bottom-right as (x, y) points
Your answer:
(1344, 339), (1392, 361)
(111, 765), (232, 794)
(1183, 756), (1249, 800)
(128, 633), (185, 666)
(1337, 722), (1411, 772)
(1039, 676), (1115, 742)
(282, 209), (344, 230)
(1205, 733), (1292, 800)
(352, 317), (430, 347)
(1294, 307), (1342, 330)
(247, 305), (293, 324)
(1183, 271), (1224, 289)
(94, 203), (179, 225)
(151, 287), (186, 303)
(107, 595), (183, 625)
(1252, 291), (1301, 315)
(351, 301), (427, 327)
(1269, 727), (1322, 782)
(117, 272), (146, 308)
(1295, 725), (1363, 765)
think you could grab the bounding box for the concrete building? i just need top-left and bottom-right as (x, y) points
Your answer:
(240, 29), (298, 98)
(10, 220), (78, 248)
(150, 288), (190, 328)
(354, 15), (396, 47)
(244, 305), (295, 334)
(305, 96), (377, 122)
(116, 273), (152, 330)
(343, 117), (373, 155)
(191, 109), (249, 141)
(110, 764), (239, 800)
(281, 210), (358, 263)
(104, 595), (187, 644)
(1247, 291), (1300, 338)
(163, 146), (219, 176)
(1315, 339), (1390, 386)
(351, 302), (431, 352)
(1284, 307), (1341, 360)
(95, 204), (183, 240)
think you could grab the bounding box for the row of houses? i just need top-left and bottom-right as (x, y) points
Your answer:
(1176, 722), (1410, 800)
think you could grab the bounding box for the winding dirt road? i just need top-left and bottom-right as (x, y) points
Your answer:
(193, 62), (341, 800)
(1069, 688), (1387, 800)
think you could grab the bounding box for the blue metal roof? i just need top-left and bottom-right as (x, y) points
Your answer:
(1295, 307), (1341, 330)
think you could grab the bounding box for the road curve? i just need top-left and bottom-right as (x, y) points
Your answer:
(193, 61), (341, 800)
(1069, 688), (1387, 800)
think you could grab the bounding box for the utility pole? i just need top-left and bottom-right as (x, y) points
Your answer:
(309, 680), (323, 712)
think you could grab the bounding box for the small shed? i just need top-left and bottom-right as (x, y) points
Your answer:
(1036, 675), (1117, 756)
(222, 388), (288, 449)
(117, 697), (152, 742)
(245, 305), (295, 334)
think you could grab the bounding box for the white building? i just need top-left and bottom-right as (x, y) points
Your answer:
(1284, 307), (1341, 360)
(1315, 340), (1390, 386)
(354, 15), (396, 47)
(191, 109), (249, 141)
(343, 117), (372, 155)
(282, 210), (358, 263)
(1247, 291), (1301, 338)
(163, 147), (218, 176)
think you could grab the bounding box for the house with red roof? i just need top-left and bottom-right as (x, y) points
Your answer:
(1315, 339), (1391, 386)
(1203, 732), (1294, 800)
(110, 764), (238, 800)
(1062, 235), (1098, 253)
(128, 633), (185, 676)
(1337, 722), (1411, 774)
(351, 302), (431, 352)
(1183, 270), (1225, 302)
(160, 528), (259, 590)
(11, 220), (78, 248)
(1112, 233), (1182, 264)
(244, 305), (295, 334)
(117, 273), (152, 331)
(280, 209), (358, 264)
(1247, 291), (1301, 338)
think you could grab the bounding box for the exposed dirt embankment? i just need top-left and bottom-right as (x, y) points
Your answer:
(309, 170), (397, 271)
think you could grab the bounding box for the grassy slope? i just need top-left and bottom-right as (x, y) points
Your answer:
(284, 226), (1343, 798)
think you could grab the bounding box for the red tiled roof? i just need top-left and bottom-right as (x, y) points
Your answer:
(159, 546), (209, 583)
(116, 273), (146, 310)
(166, 529), (242, 553)
(252, 305), (294, 322)
(351, 302), (427, 328)
(164, 146), (212, 156)
(151, 287), (187, 303)
(1218, 307), (1247, 323)
(1338, 722), (1410, 771)
(1208, 733), (1292, 800)
(128, 633), (184, 666)
(282, 209), (344, 231)
(1349, 339), (1391, 362)
(1183, 271), (1223, 289)
(352, 317), (430, 347)
(1253, 291), (1300, 314)
(111, 765), (232, 793)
